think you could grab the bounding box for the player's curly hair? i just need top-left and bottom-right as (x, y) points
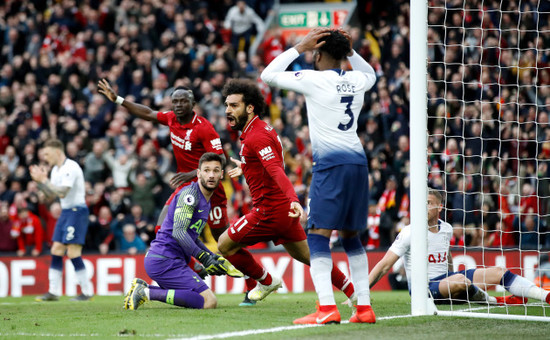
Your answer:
(318, 30), (351, 61)
(222, 79), (266, 116)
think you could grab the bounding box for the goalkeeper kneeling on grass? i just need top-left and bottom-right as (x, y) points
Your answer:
(124, 153), (243, 310)
(368, 188), (550, 306)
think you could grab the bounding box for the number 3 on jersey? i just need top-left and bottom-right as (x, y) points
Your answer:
(338, 96), (354, 131)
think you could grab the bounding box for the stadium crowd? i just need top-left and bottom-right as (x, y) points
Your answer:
(0, 0), (549, 257)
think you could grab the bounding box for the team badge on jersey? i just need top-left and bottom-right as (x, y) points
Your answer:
(184, 194), (195, 205)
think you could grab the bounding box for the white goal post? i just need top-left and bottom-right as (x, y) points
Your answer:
(410, 0), (550, 321)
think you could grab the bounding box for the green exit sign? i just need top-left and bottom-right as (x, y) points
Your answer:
(279, 11), (331, 28)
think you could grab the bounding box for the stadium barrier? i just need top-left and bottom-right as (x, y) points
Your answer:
(0, 250), (538, 297)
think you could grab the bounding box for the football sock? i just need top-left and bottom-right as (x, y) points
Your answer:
(502, 270), (548, 301)
(225, 249), (271, 284)
(245, 276), (257, 291)
(150, 288), (205, 309)
(468, 284), (496, 303)
(49, 255), (63, 296)
(308, 233), (336, 306)
(71, 257), (93, 296)
(331, 265), (355, 298)
(342, 236), (371, 305)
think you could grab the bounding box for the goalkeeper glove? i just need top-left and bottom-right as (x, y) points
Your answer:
(197, 251), (227, 276)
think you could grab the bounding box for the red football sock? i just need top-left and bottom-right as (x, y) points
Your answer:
(331, 263), (355, 298)
(224, 248), (270, 283)
(245, 277), (257, 291)
(319, 304), (337, 311)
(356, 305), (372, 312)
(546, 292), (550, 305)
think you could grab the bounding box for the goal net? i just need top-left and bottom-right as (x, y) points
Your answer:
(410, 0), (550, 321)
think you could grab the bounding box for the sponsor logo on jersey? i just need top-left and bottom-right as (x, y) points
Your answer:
(294, 71), (304, 79)
(210, 138), (222, 150)
(259, 146), (275, 161)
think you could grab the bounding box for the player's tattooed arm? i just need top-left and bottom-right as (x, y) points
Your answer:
(37, 181), (71, 199)
(447, 251), (453, 272)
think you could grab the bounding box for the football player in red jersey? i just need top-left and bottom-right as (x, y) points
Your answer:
(98, 79), (229, 240)
(217, 79), (356, 315)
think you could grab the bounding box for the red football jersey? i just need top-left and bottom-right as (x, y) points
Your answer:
(157, 111), (227, 204)
(239, 116), (298, 208)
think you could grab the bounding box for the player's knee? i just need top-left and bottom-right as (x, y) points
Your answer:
(202, 292), (217, 309)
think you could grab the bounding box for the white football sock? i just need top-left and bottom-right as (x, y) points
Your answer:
(310, 256), (336, 305)
(470, 286), (497, 304)
(508, 275), (547, 301)
(75, 269), (94, 296)
(348, 252), (371, 305)
(48, 268), (63, 296)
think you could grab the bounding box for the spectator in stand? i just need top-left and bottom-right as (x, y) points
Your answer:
(102, 148), (136, 189)
(223, 0), (265, 54)
(119, 204), (155, 246)
(12, 206), (43, 257)
(0, 201), (17, 252)
(117, 224), (147, 255)
(38, 200), (62, 248)
(86, 205), (115, 255)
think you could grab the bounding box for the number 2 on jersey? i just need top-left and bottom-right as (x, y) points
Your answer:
(338, 96), (354, 131)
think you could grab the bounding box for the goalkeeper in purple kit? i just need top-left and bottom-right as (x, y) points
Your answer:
(124, 153), (242, 310)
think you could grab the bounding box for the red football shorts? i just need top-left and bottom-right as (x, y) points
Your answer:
(227, 205), (307, 246)
(166, 183), (228, 229)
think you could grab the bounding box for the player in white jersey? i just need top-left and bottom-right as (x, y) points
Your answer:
(30, 139), (94, 301)
(261, 28), (377, 324)
(369, 189), (550, 306)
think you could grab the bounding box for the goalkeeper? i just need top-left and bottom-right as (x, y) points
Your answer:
(124, 153), (242, 310)
(369, 189), (550, 306)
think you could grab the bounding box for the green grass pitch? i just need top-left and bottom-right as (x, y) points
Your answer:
(1, 292), (549, 339)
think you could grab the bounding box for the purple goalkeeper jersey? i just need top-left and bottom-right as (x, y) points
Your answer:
(149, 181), (210, 262)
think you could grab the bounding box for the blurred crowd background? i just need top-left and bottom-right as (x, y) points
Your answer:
(0, 0), (549, 257)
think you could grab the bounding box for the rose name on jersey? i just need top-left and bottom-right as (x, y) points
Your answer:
(171, 131), (192, 151)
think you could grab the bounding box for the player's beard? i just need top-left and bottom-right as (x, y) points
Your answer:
(228, 109), (248, 131)
(200, 177), (218, 192)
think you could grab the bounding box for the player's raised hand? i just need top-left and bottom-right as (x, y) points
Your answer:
(289, 201), (306, 222)
(228, 157), (243, 178)
(294, 27), (331, 54)
(29, 165), (48, 183)
(97, 78), (117, 102)
(337, 28), (354, 56)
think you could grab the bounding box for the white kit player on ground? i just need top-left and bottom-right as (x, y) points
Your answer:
(262, 27), (377, 324)
(369, 189), (550, 306)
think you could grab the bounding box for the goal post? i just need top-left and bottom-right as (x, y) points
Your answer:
(409, 0), (550, 321)
(409, 0), (431, 317)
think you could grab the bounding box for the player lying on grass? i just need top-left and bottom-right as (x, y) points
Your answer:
(368, 189), (550, 306)
(124, 153), (242, 310)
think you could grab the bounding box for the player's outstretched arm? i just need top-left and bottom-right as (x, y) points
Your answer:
(98, 78), (159, 122)
(227, 157), (243, 178)
(369, 250), (400, 289)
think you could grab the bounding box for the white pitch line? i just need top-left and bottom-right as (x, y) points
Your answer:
(169, 314), (415, 340)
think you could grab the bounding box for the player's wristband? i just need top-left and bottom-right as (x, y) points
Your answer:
(115, 96), (124, 105)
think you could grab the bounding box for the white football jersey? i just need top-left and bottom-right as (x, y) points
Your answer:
(261, 48), (376, 171)
(389, 219), (453, 289)
(50, 158), (86, 209)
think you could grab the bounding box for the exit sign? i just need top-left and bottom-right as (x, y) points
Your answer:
(279, 11), (332, 28)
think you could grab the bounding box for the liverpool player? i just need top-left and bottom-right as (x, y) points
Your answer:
(217, 79), (355, 322)
(98, 79), (259, 304)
